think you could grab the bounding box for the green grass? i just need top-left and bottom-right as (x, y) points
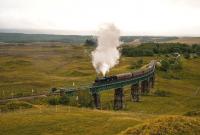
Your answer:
(0, 43), (200, 135)
(0, 106), (146, 135)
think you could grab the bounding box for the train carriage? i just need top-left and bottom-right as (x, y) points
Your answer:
(93, 60), (156, 86)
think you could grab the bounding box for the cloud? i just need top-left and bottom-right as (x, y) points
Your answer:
(0, 0), (200, 36)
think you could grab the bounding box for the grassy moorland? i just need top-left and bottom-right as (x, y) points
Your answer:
(0, 106), (149, 135)
(0, 43), (200, 135)
(163, 37), (200, 45)
(0, 43), (155, 98)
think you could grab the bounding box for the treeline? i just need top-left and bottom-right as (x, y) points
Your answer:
(84, 36), (177, 46)
(122, 43), (200, 57)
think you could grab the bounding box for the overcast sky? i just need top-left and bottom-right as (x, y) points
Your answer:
(0, 0), (200, 36)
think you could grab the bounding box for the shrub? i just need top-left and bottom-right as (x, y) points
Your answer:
(15, 92), (24, 97)
(154, 90), (171, 97)
(160, 60), (170, 71)
(130, 59), (143, 69)
(122, 47), (154, 57)
(120, 116), (200, 135)
(122, 43), (200, 57)
(84, 39), (97, 46)
(59, 95), (70, 105)
(184, 110), (200, 116)
(77, 90), (93, 107)
(171, 60), (183, 70)
(50, 87), (57, 93)
(193, 54), (198, 58)
(47, 95), (75, 106)
(48, 96), (60, 105)
(159, 57), (183, 72)
(0, 101), (32, 112)
(183, 52), (190, 59)
(46, 90), (97, 108)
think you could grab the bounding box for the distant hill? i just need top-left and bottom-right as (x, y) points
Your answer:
(0, 32), (177, 44)
(0, 33), (94, 44)
(161, 37), (200, 45)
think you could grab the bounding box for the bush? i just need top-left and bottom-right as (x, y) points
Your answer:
(47, 91), (93, 108)
(154, 90), (171, 97)
(160, 60), (170, 71)
(171, 60), (183, 70)
(120, 116), (200, 135)
(122, 43), (200, 57)
(130, 59), (143, 69)
(183, 52), (190, 59)
(192, 54), (198, 58)
(122, 47), (154, 57)
(184, 110), (200, 116)
(159, 57), (183, 72)
(0, 101), (32, 112)
(50, 87), (57, 93)
(59, 95), (70, 105)
(77, 90), (93, 107)
(48, 95), (70, 105)
(48, 96), (60, 105)
(84, 39), (97, 46)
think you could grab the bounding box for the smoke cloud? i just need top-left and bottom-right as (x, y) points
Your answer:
(92, 24), (121, 76)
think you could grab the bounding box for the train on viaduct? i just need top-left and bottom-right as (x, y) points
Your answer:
(51, 60), (156, 110)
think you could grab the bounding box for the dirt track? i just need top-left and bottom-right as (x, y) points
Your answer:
(0, 94), (48, 104)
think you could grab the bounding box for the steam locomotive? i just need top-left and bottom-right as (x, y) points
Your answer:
(93, 60), (155, 86)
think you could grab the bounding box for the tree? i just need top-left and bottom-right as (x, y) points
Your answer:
(183, 52), (190, 59)
(59, 95), (70, 105)
(84, 39), (97, 46)
(77, 90), (93, 107)
(160, 60), (170, 71)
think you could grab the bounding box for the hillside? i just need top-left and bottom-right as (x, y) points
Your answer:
(0, 43), (200, 135)
(0, 106), (148, 135)
(119, 116), (200, 135)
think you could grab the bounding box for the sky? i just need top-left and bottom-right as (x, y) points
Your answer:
(0, 0), (200, 36)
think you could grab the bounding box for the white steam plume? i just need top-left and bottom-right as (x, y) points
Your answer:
(92, 24), (121, 76)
